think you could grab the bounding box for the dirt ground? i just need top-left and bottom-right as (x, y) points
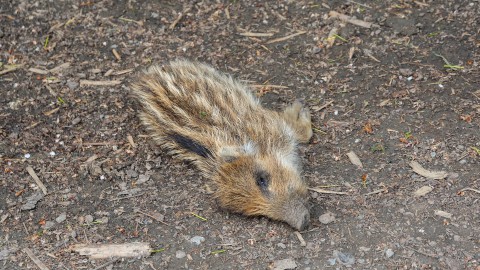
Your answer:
(1, 0), (479, 269)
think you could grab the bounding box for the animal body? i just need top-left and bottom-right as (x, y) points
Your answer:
(131, 60), (313, 230)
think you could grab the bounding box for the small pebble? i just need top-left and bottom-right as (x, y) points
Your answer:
(189, 236), (205, 245)
(272, 258), (297, 270)
(24, 153), (31, 159)
(49, 151), (56, 157)
(85, 215), (94, 223)
(319, 212), (335, 224)
(71, 117), (81, 125)
(459, 159), (467, 165)
(175, 250), (186, 259)
(43, 221), (55, 230)
(334, 250), (355, 266)
(55, 212), (67, 223)
(385, 248), (394, 258)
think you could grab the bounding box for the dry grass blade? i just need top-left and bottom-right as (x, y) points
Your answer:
(266, 31), (307, 44)
(72, 242), (152, 259)
(308, 187), (348, 195)
(80, 80), (122, 86)
(409, 161), (448, 179)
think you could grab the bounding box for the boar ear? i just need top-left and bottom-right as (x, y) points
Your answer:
(219, 142), (256, 163)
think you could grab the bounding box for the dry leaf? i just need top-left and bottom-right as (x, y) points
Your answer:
(434, 210), (452, 219)
(414, 186), (433, 197)
(346, 151), (363, 169)
(409, 161), (448, 179)
(363, 122), (373, 134)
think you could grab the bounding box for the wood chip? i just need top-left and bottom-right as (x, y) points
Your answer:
(308, 187), (348, 195)
(409, 161), (448, 179)
(80, 80), (122, 86)
(26, 166), (47, 195)
(49, 62), (70, 73)
(293, 231), (306, 246)
(127, 134), (136, 148)
(329, 11), (378, 28)
(434, 210), (452, 219)
(72, 242), (151, 259)
(112, 49), (122, 61)
(414, 186), (433, 197)
(23, 248), (50, 270)
(346, 151), (363, 169)
(239, 32), (274, 37)
(28, 68), (49, 75)
(0, 64), (24, 75)
(266, 31), (307, 44)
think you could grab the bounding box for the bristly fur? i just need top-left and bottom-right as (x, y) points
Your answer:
(131, 60), (313, 230)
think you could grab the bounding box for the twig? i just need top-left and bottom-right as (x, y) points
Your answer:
(460, 187), (480, 194)
(404, 246), (438, 258)
(80, 80), (122, 86)
(312, 100), (334, 112)
(169, 6), (192, 30)
(329, 11), (378, 28)
(0, 64), (24, 75)
(109, 193), (145, 201)
(81, 141), (121, 146)
(92, 258), (120, 270)
(251, 84), (288, 89)
(23, 248), (50, 270)
(293, 231), (306, 246)
(26, 166), (48, 195)
(266, 31), (307, 44)
(135, 209), (169, 225)
(308, 187), (349, 195)
(112, 68), (135, 76)
(28, 68), (49, 75)
(49, 62), (70, 73)
(239, 32), (274, 37)
(347, 0), (372, 8)
(363, 189), (386, 196)
(112, 49), (122, 61)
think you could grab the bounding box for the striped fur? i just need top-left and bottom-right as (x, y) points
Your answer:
(131, 60), (312, 230)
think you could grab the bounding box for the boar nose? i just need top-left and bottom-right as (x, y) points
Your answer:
(283, 199), (310, 230)
(298, 211), (310, 231)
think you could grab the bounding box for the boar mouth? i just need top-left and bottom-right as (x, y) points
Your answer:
(281, 198), (310, 231)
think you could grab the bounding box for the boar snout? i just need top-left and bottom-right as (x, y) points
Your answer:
(282, 198), (310, 231)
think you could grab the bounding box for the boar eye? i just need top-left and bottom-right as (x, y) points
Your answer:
(255, 170), (270, 192)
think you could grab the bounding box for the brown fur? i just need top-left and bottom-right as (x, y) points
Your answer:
(131, 60), (312, 230)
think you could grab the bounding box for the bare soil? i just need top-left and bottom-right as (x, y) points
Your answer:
(1, 0), (479, 269)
